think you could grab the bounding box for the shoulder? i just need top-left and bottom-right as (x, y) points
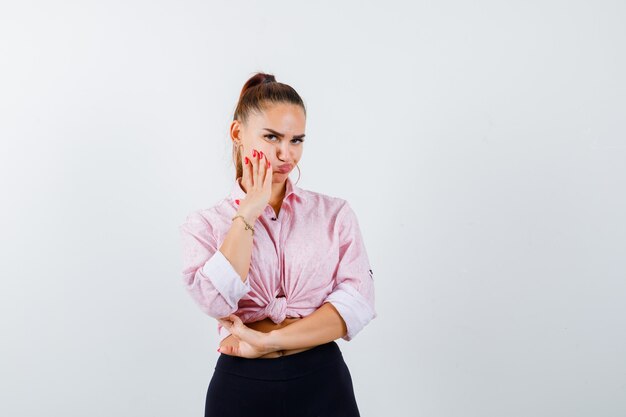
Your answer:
(179, 198), (232, 230)
(298, 188), (357, 224)
(299, 188), (348, 210)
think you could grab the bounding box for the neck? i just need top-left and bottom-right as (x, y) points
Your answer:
(270, 180), (287, 206)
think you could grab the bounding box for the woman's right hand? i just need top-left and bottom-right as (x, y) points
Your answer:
(219, 334), (284, 358)
(236, 144), (272, 220)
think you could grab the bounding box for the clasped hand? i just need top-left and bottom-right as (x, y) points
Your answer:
(217, 314), (280, 358)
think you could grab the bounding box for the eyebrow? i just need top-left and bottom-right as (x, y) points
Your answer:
(262, 128), (306, 140)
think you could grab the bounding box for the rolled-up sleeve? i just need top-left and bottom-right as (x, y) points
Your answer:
(178, 210), (251, 320)
(323, 201), (377, 341)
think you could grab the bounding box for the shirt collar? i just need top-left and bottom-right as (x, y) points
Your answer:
(229, 175), (307, 204)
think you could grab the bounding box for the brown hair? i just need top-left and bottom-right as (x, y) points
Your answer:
(232, 72), (307, 181)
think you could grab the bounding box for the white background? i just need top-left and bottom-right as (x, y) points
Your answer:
(1, 1), (625, 416)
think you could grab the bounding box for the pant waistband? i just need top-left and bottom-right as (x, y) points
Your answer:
(214, 341), (343, 381)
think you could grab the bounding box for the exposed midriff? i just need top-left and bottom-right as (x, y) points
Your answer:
(218, 317), (319, 359)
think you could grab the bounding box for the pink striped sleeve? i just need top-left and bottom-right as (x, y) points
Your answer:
(178, 210), (251, 322)
(323, 201), (377, 341)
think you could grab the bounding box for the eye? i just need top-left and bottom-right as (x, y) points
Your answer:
(264, 134), (305, 145)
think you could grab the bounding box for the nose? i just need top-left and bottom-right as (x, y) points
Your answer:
(276, 139), (293, 162)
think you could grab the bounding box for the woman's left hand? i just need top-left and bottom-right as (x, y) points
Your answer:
(217, 314), (278, 358)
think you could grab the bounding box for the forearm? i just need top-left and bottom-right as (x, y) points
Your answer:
(266, 302), (347, 351)
(219, 209), (257, 283)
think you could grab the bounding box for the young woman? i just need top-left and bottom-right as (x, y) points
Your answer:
(179, 72), (377, 417)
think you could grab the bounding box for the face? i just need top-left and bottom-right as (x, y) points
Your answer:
(232, 102), (306, 181)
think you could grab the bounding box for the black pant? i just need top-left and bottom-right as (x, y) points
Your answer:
(205, 341), (361, 417)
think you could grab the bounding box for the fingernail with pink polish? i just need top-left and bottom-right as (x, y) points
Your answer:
(235, 199), (240, 205)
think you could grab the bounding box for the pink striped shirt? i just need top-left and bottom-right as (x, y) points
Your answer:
(178, 176), (377, 343)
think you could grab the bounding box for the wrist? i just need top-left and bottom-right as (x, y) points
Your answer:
(264, 329), (282, 353)
(235, 209), (258, 224)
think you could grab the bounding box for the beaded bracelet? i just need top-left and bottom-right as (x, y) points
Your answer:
(232, 215), (255, 236)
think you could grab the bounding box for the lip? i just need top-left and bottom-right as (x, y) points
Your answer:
(276, 163), (292, 173)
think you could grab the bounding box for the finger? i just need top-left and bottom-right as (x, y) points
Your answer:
(229, 314), (243, 325)
(250, 148), (259, 188)
(241, 146), (251, 191)
(223, 344), (240, 357)
(258, 152), (268, 185)
(217, 319), (231, 332)
(263, 154), (273, 190)
(255, 149), (263, 188)
(229, 316), (245, 334)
